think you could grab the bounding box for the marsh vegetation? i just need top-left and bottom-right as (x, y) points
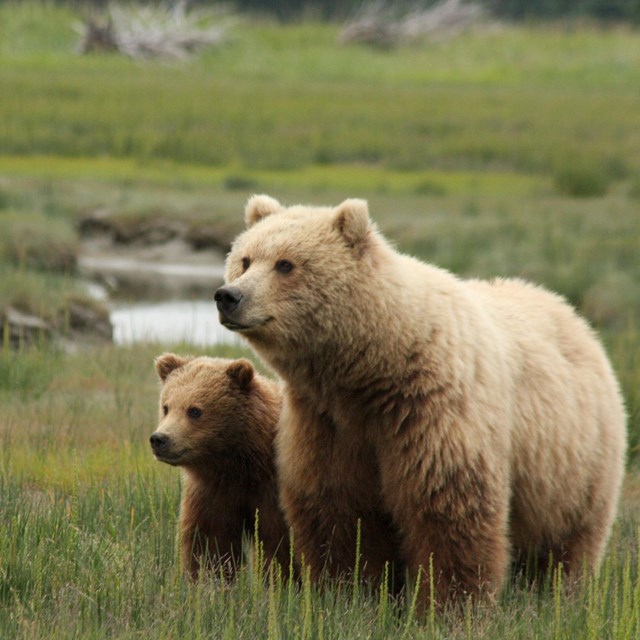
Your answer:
(1, 2), (639, 637)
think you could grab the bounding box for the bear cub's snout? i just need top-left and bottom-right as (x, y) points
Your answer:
(149, 431), (169, 453)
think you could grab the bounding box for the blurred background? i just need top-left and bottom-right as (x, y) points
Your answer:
(1, 0), (638, 446)
(1, 2), (640, 634)
(2, 0), (639, 347)
(2, 0), (639, 442)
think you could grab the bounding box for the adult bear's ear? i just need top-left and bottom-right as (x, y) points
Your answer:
(245, 194), (282, 228)
(155, 353), (190, 382)
(226, 358), (255, 390)
(332, 199), (371, 250)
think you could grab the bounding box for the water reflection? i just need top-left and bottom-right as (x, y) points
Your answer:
(111, 300), (241, 347)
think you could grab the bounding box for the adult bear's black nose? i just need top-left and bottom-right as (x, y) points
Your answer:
(215, 286), (244, 315)
(150, 432), (169, 452)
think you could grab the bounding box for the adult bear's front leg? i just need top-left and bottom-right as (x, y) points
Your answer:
(276, 391), (403, 586)
(378, 438), (511, 609)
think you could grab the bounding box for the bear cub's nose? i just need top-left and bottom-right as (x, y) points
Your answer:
(150, 432), (169, 452)
(215, 286), (244, 315)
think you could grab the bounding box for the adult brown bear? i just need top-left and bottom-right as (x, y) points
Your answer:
(215, 195), (626, 606)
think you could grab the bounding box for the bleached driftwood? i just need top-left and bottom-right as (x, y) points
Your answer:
(77, 1), (231, 59)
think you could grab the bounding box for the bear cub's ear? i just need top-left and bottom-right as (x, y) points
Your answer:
(245, 194), (282, 228)
(155, 353), (190, 382)
(332, 199), (371, 249)
(226, 358), (255, 390)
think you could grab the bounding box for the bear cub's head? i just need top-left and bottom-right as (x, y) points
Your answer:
(150, 353), (256, 467)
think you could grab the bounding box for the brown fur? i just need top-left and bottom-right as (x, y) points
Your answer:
(150, 354), (290, 580)
(215, 195), (627, 607)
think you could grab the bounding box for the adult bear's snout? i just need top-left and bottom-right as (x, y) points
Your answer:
(215, 286), (244, 316)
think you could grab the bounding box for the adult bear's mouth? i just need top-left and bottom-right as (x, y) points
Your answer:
(154, 449), (188, 466)
(220, 316), (273, 332)
(220, 319), (251, 331)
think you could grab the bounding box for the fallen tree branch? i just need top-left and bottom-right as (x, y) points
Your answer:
(340, 0), (485, 47)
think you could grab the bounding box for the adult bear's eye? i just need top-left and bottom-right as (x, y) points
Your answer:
(162, 405), (168, 416)
(241, 257), (250, 272)
(275, 259), (294, 274)
(187, 407), (202, 419)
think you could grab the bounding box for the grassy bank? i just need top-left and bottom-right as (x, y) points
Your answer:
(3, 170), (639, 332)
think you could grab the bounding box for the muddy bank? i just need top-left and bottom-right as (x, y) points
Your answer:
(2, 296), (112, 351)
(5, 210), (235, 349)
(79, 236), (226, 299)
(77, 208), (231, 299)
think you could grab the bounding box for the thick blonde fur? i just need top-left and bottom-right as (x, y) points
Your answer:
(150, 354), (289, 580)
(217, 195), (627, 606)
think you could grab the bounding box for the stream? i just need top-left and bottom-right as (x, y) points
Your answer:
(79, 242), (241, 347)
(110, 299), (239, 347)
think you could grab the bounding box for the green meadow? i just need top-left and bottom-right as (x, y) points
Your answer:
(1, 2), (640, 636)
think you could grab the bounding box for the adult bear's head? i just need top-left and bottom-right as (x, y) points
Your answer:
(215, 195), (382, 361)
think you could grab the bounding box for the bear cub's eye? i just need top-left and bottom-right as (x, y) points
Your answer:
(275, 259), (294, 274)
(187, 407), (202, 419)
(241, 257), (251, 272)
(162, 405), (168, 416)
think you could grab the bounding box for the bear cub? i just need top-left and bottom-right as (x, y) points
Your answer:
(150, 353), (290, 580)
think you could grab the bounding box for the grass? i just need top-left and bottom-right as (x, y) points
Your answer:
(1, 342), (640, 639)
(2, 65), (639, 176)
(1, 7), (640, 177)
(0, 210), (77, 272)
(1, 2), (640, 636)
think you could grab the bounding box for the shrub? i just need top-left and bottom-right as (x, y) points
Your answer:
(629, 175), (640, 199)
(553, 162), (609, 198)
(223, 174), (260, 192)
(0, 211), (77, 273)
